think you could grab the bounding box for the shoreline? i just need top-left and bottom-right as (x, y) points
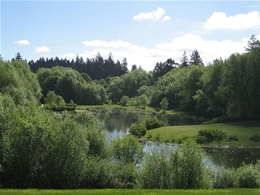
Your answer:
(138, 138), (260, 149)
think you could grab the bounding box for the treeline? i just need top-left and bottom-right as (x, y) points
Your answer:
(28, 52), (128, 80)
(15, 35), (259, 120)
(151, 46), (260, 119)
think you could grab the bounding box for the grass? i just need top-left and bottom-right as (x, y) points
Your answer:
(76, 104), (183, 115)
(0, 189), (260, 195)
(144, 120), (260, 146)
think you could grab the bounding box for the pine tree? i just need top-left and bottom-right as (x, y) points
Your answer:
(180, 51), (189, 68)
(189, 50), (203, 65)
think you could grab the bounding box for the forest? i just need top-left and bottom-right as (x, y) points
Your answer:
(0, 35), (260, 189)
(21, 35), (260, 120)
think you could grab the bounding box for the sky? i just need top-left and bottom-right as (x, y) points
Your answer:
(1, 1), (260, 71)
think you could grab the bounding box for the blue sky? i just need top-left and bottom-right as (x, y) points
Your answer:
(2, 1), (260, 70)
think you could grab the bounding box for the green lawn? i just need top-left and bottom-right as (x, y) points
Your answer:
(144, 120), (260, 146)
(0, 189), (260, 195)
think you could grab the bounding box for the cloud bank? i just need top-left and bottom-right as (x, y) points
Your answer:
(59, 34), (257, 71)
(205, 11), (260, 30)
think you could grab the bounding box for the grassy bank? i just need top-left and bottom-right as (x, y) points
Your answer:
(143, 120), (260, 146)
(76, 104), (183, 115)
(0, 189), (260, 195)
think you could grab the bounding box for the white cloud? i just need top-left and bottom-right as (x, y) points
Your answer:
(82, 39), (132, 48)
(156, 33), (248, 64)
(60, 53), (77, 59)
(133, 7), (170, 21)
(14, 39), (30, 45)
(62, 34), (258, 71)
(205, 11), (260, 30)
(163, 16), (171, 21)
(35, 46), (50, 53)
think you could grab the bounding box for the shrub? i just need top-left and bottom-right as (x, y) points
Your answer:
(227, 135), (239, 141)
(198, 129), (227, 143)
(236, 162), (260, 188)
(147, 134), (152, 139)
(196, 135), (207, 144)
(145, 117), (164, 130)
(111, 135), (144, 165)
(129, 123), (146, 138)
(120, 95), (129, 106)
(250, 133), (260, 142)
(213, 167), (238, 188)
(155, 134), (161, 141)
(139, 141), (212, 189)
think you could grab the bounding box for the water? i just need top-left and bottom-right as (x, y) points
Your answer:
(95, 108), (260, 168)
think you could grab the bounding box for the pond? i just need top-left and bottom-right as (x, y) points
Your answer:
(95, 108), (260, 169)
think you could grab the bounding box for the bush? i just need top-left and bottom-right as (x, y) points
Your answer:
(155, 134), (161, 141)
(198, 129), (227, 143)
(129, 123), (146, 138)
(227, 135), (239, 141)
(139, 141), (212, 189)
(111, 135), (144, 165)
(147, 134), (152, 139)
(213, 167), (238, 188)
(196, 135), (207, 144)
(145, 117), (164, 130)
(120, 95), (129, 106)
(236, 162), (260, 188)
(250, 133), (260, 142)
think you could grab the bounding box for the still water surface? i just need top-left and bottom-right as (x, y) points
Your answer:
(95, 108), (260, 168)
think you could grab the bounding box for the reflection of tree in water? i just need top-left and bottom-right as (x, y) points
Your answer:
(96, 109), (152, 133)
(204, 148), (260, 169)
(96, 108), (206, 132)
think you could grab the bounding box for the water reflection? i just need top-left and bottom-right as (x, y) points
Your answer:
(95, 108), (260, 168)
(204, 147), (260, 168)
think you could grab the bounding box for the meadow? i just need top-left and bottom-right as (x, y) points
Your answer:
(144, 120), (260, 146)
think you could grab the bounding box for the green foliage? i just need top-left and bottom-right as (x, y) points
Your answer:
(1, 189), (260, 195)
(111, 135), (144, 165)
(197, 129), (226, 143)
(44, 90), (66, 110)
(250, 133), (260, 142)
(236, 162), (260, 188)
(213, 167), (238, 188)
(37, 66), (107, 105)
(140, 141), (212, 189)
(145, 117), (164, 130)
(0, 60), (41, 106)
(160, 97), (169, 112)
(120, 95), (129, 106)
(130, 123), (146, 138)
(153, 58), (176, 80)
(227, 135), (239, 142)
(195, 135), (207, 144)
(73, 111), (108, 158)
(108, 69), (151, 103)
(1, 108), (90, 188)
(189, 49), (204, 65)
(212, 160), (260, 189)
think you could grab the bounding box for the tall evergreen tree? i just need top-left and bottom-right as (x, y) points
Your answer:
(13, 52), (22, 61)
(189, 50), (203, 65)
(244, 35), (260, 52)
(153, 58), (177, 80)
(180, 51), (189, 68)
